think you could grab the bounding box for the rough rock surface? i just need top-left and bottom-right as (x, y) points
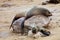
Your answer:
(25, 15), (51, 29)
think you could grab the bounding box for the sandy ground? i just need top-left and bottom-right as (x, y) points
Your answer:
(0, 0), (60, 40)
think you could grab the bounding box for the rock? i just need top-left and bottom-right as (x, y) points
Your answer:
(25, 15), (51, 29)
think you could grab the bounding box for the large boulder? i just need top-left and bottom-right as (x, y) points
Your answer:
(48, 0), (60, 4)
(24, 15), (51, 37)
(24, 15), (51, 29)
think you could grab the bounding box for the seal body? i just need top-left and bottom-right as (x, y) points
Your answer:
(26, 7), (52, 19)
(42, 0), (60, 5)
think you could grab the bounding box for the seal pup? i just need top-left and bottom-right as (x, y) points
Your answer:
(25, 7), (52, 21)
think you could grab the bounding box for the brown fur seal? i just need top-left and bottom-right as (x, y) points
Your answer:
(42, 0), (60, 5)
(25, 7), (52, 19)
(48, 0), (60, 4)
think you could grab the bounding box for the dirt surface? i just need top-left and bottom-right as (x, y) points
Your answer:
(0, 0), (60, 40)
